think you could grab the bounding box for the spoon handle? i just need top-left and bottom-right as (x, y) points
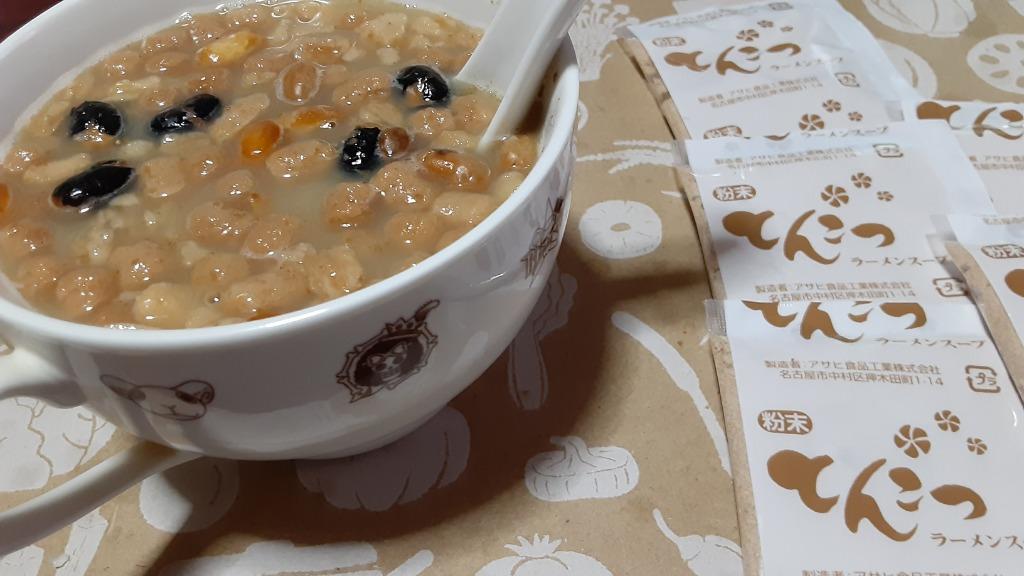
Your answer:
(0, 443), (199, 555)
(457, 0), (584, 152)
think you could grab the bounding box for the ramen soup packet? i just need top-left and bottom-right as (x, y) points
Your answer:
(907, 99), (1024, 214)
(623, 0), (914, 141)
(683, 120), (992, 303)
(944, 214), (1024, 399)
(710, 299), (1024, 576)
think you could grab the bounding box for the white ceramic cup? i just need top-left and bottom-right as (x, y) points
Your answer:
(0, 0), (578, 553)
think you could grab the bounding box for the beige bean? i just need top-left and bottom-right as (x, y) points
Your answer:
(132, 283), (200, 329)
(184, 13), (230, 47)
(108, 76), (162, 102)
(321, 64), (349, 86)
(432, 130), (476, 151)
(210, 93), (271, 142)
(294, 37), (352, 65)
(279, 105), (344, 133)
(140, 156), (186, 198)
(214, 169), (258, 204)
(144, 52), (190, 75)
(187, 201), (256, 247)
(120, 140), (157, 161)
(191, 253), (251, 289)
(243, 214), (301, 258)
(0, 220), (51, 260)
(179, 142), (224, 180)
(141, 26), (192, 56)
(223, 3), (274, 29)
(3, 140), (55, 175)
(433, 191), (497, 227)
(185, 306), (226, 329)
(223, 263), (309, 319)
(184, 68), (233, 95)
(306, 246), (364, 300)
(359, 13), (408, 46)
(55, 267), (116, 319)
(383, 211), (443, 252)
(137, 86), (181, 113)
(324, 183), (377, 229)
(25, 99), (72, 137)
(451, 94), (499, 134)
(493, 171), (526, 201)
(109, 240), (173, 291)
(101, 50), (141, 79)
(266, 139), (335, 180)
(419, 149), (491, 192)
(498, 136), (538, 172)
(15, 254), (64, 299)
(410, 108), (455, 136)
(242, 49), (292, 86)
(358, 101), (404, 126)
(276, 61), (323, 105)
(332, 69), (390, 108)
(372, 161), (437, 212)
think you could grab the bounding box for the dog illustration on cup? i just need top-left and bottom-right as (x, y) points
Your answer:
(101, 375), (215, 421)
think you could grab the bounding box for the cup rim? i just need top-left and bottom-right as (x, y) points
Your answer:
(0, 4), (580, 351)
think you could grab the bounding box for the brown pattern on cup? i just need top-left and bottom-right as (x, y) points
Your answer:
(101, 375), (215, 421)
(337, 300), (441, 403)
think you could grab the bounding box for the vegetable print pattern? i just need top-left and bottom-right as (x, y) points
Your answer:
(11, 0), (1024, 573)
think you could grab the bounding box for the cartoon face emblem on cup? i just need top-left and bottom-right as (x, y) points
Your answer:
(101, 375), (215, 421)
(337, 300), (441, 403)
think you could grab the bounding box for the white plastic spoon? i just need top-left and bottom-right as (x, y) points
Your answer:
(457, 0), (585, 152)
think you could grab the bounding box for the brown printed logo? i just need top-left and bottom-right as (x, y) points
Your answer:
(917, 101), (1024, 141)
(758, 410), (812, 435)
(522, 197), (566, 280)
(966, 365), (1000, 394)
(1006, 269), (1024, 297)
(873, 143), (903, 158)
(703, 125), (744, 139)
(713, 184), (756, 202)
(767, 408), (988, 543)
(834, 72), (860, 87)
(981, 244), (1024, 259)
(723, 209), (894, 265)
(743, 301), (927, 343)
(662, 26), (802, 76)
(102, 376), (215, 421)
(653, 36), (686, 48)
(337, 301), (440, 403)
(933, 277), (967, 298)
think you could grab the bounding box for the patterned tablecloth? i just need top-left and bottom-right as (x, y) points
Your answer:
(2, 1), (1022, 574)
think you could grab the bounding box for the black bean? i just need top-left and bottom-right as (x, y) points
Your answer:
(339, 127), (382, 173)
(395, 66), (450, 106)
(183, 93), (222, 122)
(69, 101), (123, 137)
(52, 161), (135, 211)
(150, 108), (194, 136)
(149, 94), (222, 136)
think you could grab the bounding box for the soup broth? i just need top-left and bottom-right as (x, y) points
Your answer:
(0, 0), (537, 329)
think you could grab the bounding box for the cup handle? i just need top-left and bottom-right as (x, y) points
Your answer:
(0, 338), (85, 407)
(0, 335), (202, 555)
(0, 443), (201, 556)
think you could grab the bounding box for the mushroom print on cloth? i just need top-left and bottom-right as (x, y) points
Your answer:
(296, 406), (469, 512)
(139, 459), (239, 534)
(507, 268), (578, 411)
(0, 546), (43, 576)
(570, 0), (640, 82)
(159, 541), (433, 576)
(579, 200), (663, 260)
(863, 0), (976, 37)
(0, 400), (114, 492)
(612, 312), (731, 475)
(653, 509), (743, 576)
(577, 141), (677, 175)
(879, 40), (939, 98)
(525, 436), (639, 502)
(967, 34), (1024, 95)
(476, 535), (614, 576)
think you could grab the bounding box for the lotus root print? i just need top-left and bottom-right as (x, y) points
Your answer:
(337, 300), (440, 403)
(863, 0), (976, 38)
(101, 376), (215, 421)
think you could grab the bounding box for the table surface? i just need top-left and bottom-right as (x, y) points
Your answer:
(2, 1), (1023, 574)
